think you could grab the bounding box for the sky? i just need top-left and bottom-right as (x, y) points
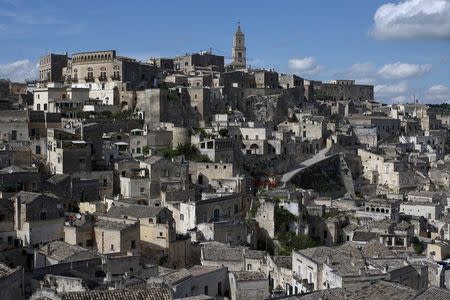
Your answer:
(0, 0), (449, 104)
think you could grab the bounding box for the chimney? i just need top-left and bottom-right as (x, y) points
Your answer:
(14, 196), (21, 230)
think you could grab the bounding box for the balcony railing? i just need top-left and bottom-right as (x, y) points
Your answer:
(85, 76), (95, 82)
(293, 272), (302, 283)
(98, 76), (108, 82)
(111, 75), (121, 81)
(72, 77), (78, 83)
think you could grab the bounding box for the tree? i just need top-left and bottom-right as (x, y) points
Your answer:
(219, 128), (229, 137)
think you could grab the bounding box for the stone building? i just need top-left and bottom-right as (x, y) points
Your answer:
(174, 51), (225, 73)
(230, 22), (246, 70)
(177, 193), (248, 233)
(0, 110), (29, 142)
(279, 74), (304, 89)
(39, 53), (68, 83)
(63, 50), (159, 90)
(229, 271), (269, 300)
(93, 216), (140, 255)
(313, 79), (374, 101)
(0, 263), (23, 300)
(253, 70), (279, 89)
(12, 191), (66, 247)
(106, 205), (176, 256)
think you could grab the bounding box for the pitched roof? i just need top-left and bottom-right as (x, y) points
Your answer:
(106, 205), (163, 219)
(95, 219), (136, 231)
(38, 241), (99, 262)
(232, 271), (266, 281)
(161, 268), (191, 285)
(60, 287), (172, 300)
(293, 288), (346, 300)
(352, 231), (378, 242)
(349, 280), (416, 300)
(0, 263), (17, 278)
(414, 286), (450, 300)
(47, 174), (71, 184)
(245, 249), (266, 260)
(13, 191), (59, 204)
(272, 256), (292, 269)
(201, 242), (244, 262)
(360, 240), (396, 258)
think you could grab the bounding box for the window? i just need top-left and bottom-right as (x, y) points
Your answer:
(86, 239), (93, 247)
(11, 130), (17, 141)
(40, 211), (47, 220)
(37, 104), (40, 110)
(247, 263), (252, 270)
(131, 240), (136, 249)
(180, 214), (184, 221)
(43, 104), (47, 111)
(234, 204), (239, 213)
(204, 286), (208, 296)
(35, 145), (41, 155)
(159, 232), (163, 237)
(110, 244), (114, 251)
(140, 187), (145, 194)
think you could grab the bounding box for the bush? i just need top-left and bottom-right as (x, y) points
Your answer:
(218, 128), (229, 137)
(277, 232), (317, 256)
(162, 143), (212, 163)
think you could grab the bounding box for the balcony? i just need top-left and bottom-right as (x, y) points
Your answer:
(293, 272), (302, 283)
(85, 76), (95, 83)
(72, 77), (78, 83)
(98, 75), (108, 82)
(111, 75), (121, 81)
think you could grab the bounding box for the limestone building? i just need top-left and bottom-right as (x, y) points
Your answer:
(39, 53), (68, 83)
(231, 22), (246, 70)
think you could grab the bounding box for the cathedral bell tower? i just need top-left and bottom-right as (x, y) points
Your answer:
(232, 21), (246, 69)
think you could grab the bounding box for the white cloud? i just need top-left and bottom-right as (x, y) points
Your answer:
(375, 81), (408, 95)
(288, 57), (323, 75)
(346, 63), (375, 76)
(0, 59), (38, 82)
(377, 62), (432, 79)
(334, 62), (377, 84)
(427, 84), (450, 101)
(392, 95), (408, 103)
(371, 0), (450, 40)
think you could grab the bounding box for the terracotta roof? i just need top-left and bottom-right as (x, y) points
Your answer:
(232, 271), (266, 281)
(349, 280), (415, 300)
(60, 287), (172, 300)
(106, 205), (163, 219)
(414, 286), (450, 300)
(292, 288), (346, 300)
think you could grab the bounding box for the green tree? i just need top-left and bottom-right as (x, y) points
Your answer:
(218, 128), (229, 137)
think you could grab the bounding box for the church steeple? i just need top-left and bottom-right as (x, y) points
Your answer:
(232, 21), (246, 69)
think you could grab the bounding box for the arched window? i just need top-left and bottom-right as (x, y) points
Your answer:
(213, 209), (220, 221)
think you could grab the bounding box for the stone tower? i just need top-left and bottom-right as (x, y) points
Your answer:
(232, 22), (246, 69)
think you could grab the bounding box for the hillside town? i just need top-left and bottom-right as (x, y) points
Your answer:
(0, 22), (450, 300)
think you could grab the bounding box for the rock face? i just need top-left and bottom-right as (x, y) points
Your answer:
(242, 89), (304, 123)
(289, 153), (355, 198)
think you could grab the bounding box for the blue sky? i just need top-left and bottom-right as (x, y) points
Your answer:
(0, 0), (449, 103)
